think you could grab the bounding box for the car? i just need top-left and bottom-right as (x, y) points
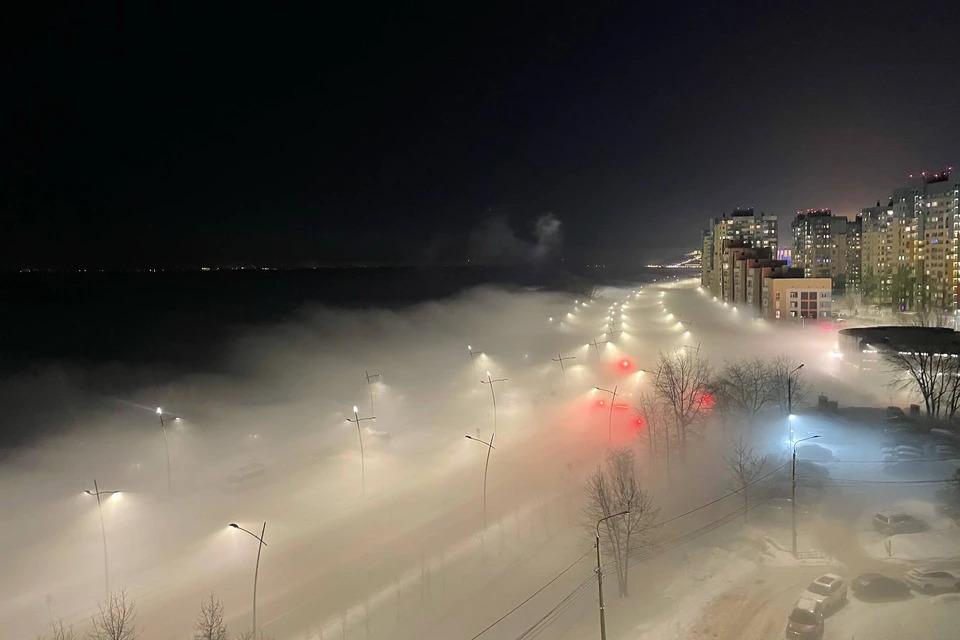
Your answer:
(785, 597), (823, 639)
(801, 574), (847, 613)
(904, 566), (960, 594)
(873, 511), (925, 535)
(851, 573), (911, 600)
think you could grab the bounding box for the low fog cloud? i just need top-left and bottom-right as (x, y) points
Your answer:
(468, 213), (562, 265)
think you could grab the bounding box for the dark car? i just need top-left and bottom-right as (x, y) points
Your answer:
(851, 573), (911, 600)
(785, 598), (823, 639)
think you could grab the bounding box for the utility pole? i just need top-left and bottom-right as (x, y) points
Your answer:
(347, 406), (376, 495)
(595, 510), (629, 640)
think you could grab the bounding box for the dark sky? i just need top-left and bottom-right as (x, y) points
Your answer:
(2, 1), (958, 269)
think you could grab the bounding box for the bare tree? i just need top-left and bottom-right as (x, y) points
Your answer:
(725, 437), (766, 523)
(37, 620), (75, 640)
(584, 448), (659, 597)
(886, 347), (960, 419)
(634, 392), (664, 459)
(653, 346), (712, 454)
(884, 314), (960, 420)
(771, 356), (807, 415)
(88, 591), (137, 640)
(715, 359), (776, 422)
(194, 594), (228, 640)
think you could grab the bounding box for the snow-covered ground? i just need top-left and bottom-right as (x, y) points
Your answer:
(5, 276), (958, 639)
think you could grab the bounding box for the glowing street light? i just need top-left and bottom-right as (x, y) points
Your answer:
(551, 352), (577, 377)
(791, 434), (819, 557)
(480, 371), (508, 434)
(364, 369), (381, 415)
(228, 522), (267, 637)
(84, 479), (121, 596)
(346, 406), (376, 495)
(465, 434), (496, 529)
(594, 385), (619, 445)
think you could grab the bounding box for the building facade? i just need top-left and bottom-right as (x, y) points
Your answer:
(860, 170), (959, 311)
(761, 276), (833, 321)
(701, 208), (778, 298)
(791, 209), (849, 291)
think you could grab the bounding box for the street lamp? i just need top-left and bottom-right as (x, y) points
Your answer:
(787, 363), (804, 417)
(595, 510), (629, 640)
(346, 406), (376, 495)
(84, 479), (121, 596)
(465, 434), (496, 529)
(792, 434), (819, 557)
(589, 336), (609, 355)
(156, 407), (173, 493)
(787, 363), (804, 444)
(229, 522), (267, 637)
(551, 352), (577, 377)
(480, 371), (508, 433)
(594, 385), (619, 445)
(364, 370), (381, 415)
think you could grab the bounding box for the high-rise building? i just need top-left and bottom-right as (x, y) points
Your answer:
(860, 169), (959, 310)
(846, 215), (862, 291)
(700, 208), (778, 298)
(791, 209), (848, 291)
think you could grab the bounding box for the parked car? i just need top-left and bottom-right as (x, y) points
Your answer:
(801, 574), (847, 613)
(785, 597), (824, 640)
(873, 511), (925, 535)
(904, 566), (960, 594)
(851, 573), (911, 600)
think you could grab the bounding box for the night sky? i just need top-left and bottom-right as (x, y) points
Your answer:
(3, 1), (958, 270)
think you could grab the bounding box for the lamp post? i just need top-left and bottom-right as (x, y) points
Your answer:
(595, 510), (629, 640)
(229, 522), (267, 637)
(346, 406), (376, 495)
(792, 434), (819, 557)
(594, 385), (619, 445)
(787, 363), (804, 444)
(589, 336), (609, 356)
(364, 370), (381, 415)
(84, 479), (121, 597)
(465, 434), (496, 529)
(551, 352), (577, 377)
(156, 407), (173, 493)
(480, 371), (508, 434)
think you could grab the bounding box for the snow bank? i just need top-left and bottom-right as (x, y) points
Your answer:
(630, 545), (757, 639)
(829, 594), (959, 640)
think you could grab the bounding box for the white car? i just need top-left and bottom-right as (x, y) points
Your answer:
(904, 566), (960, 594)
(800, 573), (847, 613)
